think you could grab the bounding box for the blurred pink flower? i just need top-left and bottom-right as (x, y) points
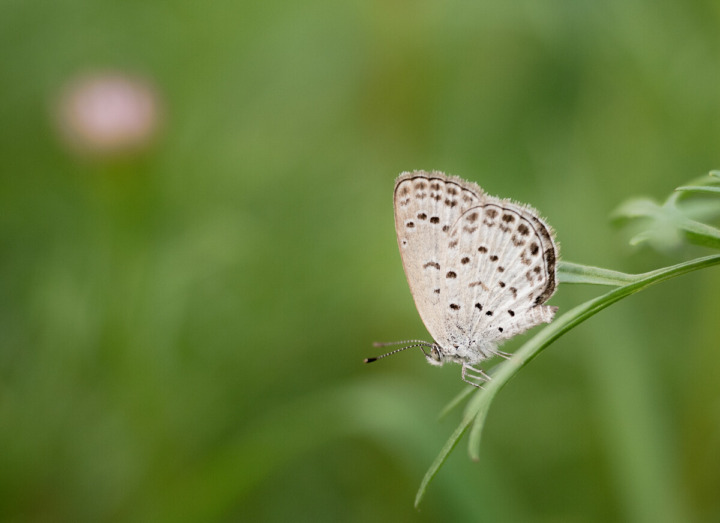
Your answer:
(56, 71), (162, 156)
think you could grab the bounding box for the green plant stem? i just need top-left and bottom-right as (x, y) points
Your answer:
(415, 253), (720, 508)
(558, 261), (639, 285)
(676, 186), (720, 194)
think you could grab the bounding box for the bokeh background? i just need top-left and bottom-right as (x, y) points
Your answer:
(2, 1), (720, 522)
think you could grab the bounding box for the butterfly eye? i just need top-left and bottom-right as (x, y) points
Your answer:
(430, 346), (443, 362)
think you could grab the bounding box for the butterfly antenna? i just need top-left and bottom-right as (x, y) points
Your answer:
(364, 340), (433, 363)
(372, 339), (432, 348)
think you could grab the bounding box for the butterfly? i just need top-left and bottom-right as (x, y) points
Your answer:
(367, 171), (558, 386)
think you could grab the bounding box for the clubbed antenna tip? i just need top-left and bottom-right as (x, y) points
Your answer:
(364, 339), (434, 365)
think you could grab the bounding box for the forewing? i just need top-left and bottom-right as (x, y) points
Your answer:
(393, 171), (484, 344)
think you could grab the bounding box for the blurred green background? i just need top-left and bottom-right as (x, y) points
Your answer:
(2, 1), (720, 522)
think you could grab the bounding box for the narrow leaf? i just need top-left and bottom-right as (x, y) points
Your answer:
(414, 419), (471, 508)
(558, 261), (639, 285)
(676, 216), (720, 249)
(676, 186), (720, 194)
(438, 386), (474, 420)
(467, 392), (496, 461)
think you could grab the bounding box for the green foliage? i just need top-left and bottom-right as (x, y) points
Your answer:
(612, 173), (720, 251)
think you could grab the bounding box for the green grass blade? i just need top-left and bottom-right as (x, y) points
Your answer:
(558, 261), (639, 285)
(414, 418), (472, 508)
(676, 216), (720, 249)
(415, 253), (720, 507)
(467, 389), (497, 461)
(437, 386), (475, 420)
(676, 186), (720, 194)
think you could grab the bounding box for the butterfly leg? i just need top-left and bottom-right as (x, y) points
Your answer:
(461, 363), (490, 388)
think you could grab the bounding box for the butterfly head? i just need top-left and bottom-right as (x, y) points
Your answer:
(424, 343), (445, 366)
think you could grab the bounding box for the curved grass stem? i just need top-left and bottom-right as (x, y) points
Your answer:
(415, 253), (720, 508)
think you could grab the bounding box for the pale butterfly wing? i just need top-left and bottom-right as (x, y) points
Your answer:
(393, 170), (558, 367)
(441, 200), (557, 353)
(393, 171), (484, 346)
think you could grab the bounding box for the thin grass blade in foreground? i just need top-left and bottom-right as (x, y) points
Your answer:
(676, 186), (720, 195)
(415, 254), (720, 508)
(557, 261), (639, 286)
